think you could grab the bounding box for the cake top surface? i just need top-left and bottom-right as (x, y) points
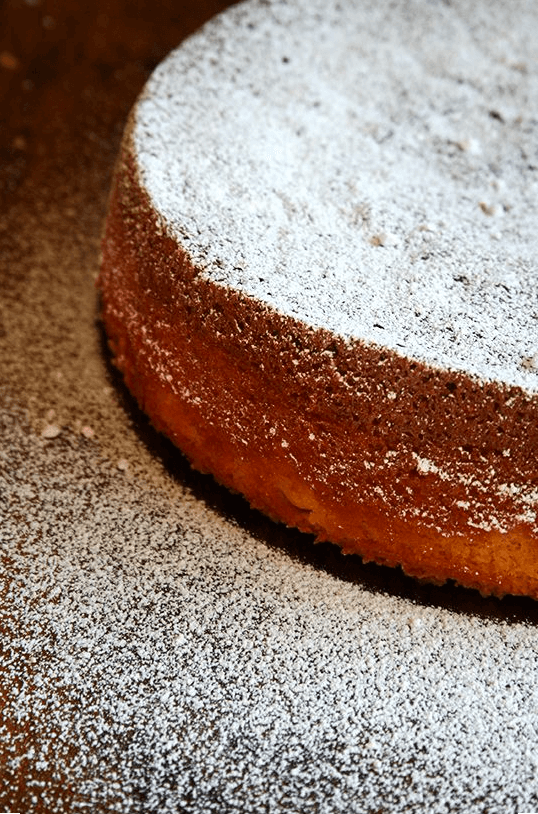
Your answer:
(133, 0), (538, 393)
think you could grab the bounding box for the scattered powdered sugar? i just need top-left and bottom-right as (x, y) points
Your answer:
(134, 0), (538, 393)
(2, 402), (538, 812)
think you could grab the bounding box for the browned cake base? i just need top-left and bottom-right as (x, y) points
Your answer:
(99, 154), (538, 599)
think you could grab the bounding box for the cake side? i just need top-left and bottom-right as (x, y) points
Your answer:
(99, 131), (538, 598)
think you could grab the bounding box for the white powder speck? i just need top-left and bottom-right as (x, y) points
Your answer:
(414, 455), (440, 475)
(41, 423), (61, 439)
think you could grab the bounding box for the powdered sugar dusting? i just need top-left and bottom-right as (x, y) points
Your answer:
(2, 402), (538, 812)
(134, 0), (538, 392)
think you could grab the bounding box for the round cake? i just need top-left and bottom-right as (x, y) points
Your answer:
(99, 0), (538, 598)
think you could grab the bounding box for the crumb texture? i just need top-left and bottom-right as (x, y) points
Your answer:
(135, 0), (538, 392)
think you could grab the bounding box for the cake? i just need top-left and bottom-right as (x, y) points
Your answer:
(99, 0), (538, 598)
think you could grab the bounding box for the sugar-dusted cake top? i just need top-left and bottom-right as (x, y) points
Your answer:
(133, 0), (538, 392)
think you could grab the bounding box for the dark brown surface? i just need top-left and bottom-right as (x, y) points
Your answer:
(0, 0), (235, 210)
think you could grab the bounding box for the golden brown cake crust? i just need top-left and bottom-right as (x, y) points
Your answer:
(99, 135), (538, 599)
